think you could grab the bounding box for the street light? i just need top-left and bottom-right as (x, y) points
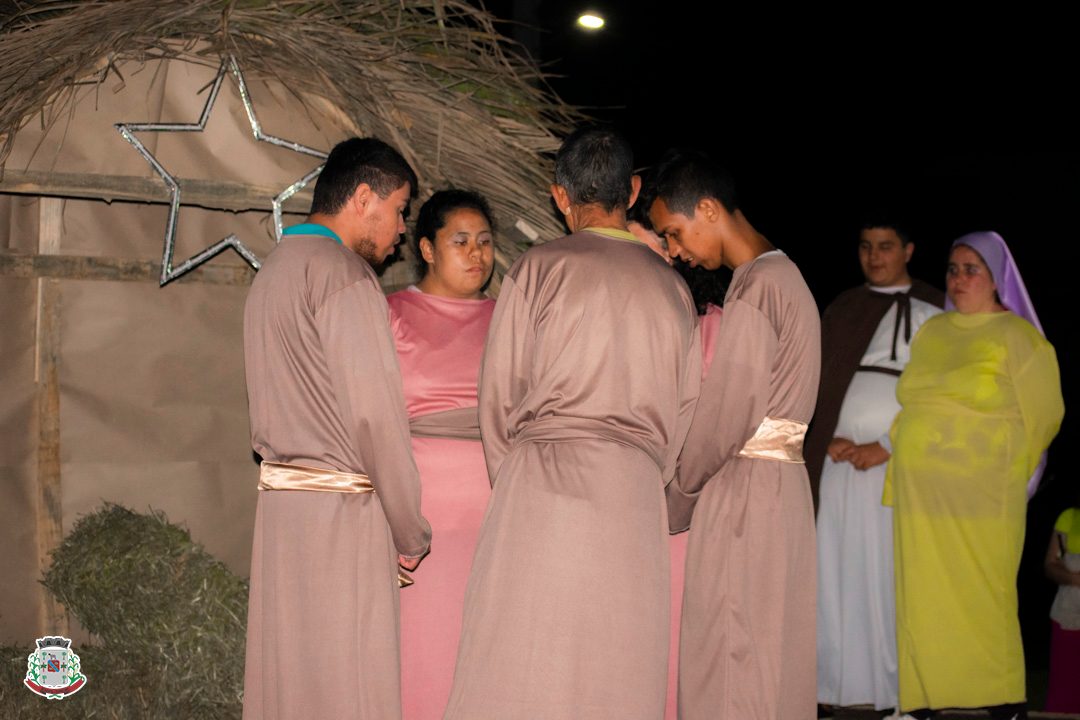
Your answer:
(577, 12), (605, 30)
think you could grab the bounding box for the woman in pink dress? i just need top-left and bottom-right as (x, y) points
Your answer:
(387, 190), (496, 720)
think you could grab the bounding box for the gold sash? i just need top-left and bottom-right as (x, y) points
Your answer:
(736, 416), (807, 464)
(259, 461), (375, 493)
(258, 461), (414, 588)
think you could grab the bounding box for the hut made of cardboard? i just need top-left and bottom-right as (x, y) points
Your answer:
(0, 0), (576, 646)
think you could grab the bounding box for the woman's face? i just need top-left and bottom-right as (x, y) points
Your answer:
(947, 244), (998, 314)
(419, 208), (494, 299)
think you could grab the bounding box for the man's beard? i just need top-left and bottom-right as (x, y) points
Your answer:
(354, 238), (382, 267)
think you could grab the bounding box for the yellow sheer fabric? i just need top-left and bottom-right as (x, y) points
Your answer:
(885, 311), (1063, 710)
(1056, 508), (1080, 555)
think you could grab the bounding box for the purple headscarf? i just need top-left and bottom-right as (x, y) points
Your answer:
(947, 231), (1047, 497)
(946, 231), (1044, 336)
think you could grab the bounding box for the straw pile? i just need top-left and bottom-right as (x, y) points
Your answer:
(0, 503), (248, 719)
(0, 0), (584, 268)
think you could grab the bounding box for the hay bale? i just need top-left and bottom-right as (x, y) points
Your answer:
(40, 503), (247, 719)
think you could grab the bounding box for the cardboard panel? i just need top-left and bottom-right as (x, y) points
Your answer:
(58, 278), (258, 572)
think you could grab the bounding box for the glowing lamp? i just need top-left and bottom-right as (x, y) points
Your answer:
(577, 13), (605, 30)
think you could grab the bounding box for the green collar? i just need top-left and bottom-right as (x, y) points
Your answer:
(283, 223), (342, 245)
(582, 226), (639, 243)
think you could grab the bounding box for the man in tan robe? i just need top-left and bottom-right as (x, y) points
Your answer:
(242, 138), (431, 720)
(444, 127), (701, 720)
(650, 149), (821, 720)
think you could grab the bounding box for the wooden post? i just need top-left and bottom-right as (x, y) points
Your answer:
(35, 198), (69, 636)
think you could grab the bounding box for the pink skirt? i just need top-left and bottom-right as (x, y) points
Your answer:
(1046, 619), (1080, 713)
(400, 437), (490, 720)
(667, 531), (688, 720)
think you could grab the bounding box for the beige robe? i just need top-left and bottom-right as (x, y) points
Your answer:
(671, 251), (820, 720)
(242, 232), (431, 720)
(444, 230), (701, 720)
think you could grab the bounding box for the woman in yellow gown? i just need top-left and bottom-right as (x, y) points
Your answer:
(885, 231), (1064, 720)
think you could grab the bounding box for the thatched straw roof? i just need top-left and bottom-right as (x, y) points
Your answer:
(0, 0), (583, 275)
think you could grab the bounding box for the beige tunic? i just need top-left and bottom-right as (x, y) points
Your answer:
(242, 233), (431, 720)
(444, 230), (701, 720)
(671, 251), (820, 720)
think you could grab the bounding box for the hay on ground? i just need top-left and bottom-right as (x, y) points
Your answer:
(23, 503), (249, 719)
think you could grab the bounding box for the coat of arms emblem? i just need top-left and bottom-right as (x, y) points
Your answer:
(24, 636), (87, 699)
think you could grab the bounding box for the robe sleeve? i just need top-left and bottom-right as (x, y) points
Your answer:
(667, 298), (777, 532)
(1008, 326), (1064, 478)
(478, 275), (534, 485)
(662, 312), (703, 521)
(316, 281), (432, 558)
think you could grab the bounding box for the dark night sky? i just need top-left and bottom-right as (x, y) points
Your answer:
(492, 3), (1077, 315)
(487, 0), (1078, 670)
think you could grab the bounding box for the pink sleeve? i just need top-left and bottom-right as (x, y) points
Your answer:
(700, 303), (723, 380)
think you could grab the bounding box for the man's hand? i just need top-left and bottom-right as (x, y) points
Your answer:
(827, 437), (854, 462)
(845, 442), (891, 470)
(827, 438), (890, 470)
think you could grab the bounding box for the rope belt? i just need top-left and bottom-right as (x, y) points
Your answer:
(856, 364), (902, 378)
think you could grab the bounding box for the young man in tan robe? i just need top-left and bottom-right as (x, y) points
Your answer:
(242, 138), (431, 720)
(650, 150), (821, 720)
(444, 127), (701, 720)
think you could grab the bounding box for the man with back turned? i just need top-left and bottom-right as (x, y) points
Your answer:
(444, 126), (701, 720)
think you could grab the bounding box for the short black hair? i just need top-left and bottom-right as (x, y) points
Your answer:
(858, 213), (912, 246)
(310, 137), (418, 215)
(651, 148), (737, 217)
(413, 189), (495, 278)
(554, 125), (634, 212)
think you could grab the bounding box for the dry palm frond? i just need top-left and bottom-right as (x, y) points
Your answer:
(0, 0), (585, 263)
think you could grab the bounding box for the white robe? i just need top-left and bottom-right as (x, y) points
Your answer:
(816, 288), (940, 710)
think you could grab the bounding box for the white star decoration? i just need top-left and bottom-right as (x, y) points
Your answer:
(115, 56), (328, 286)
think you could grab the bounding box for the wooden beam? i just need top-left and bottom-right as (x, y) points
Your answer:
(37, 198), (64, 256)
(35, 197), (68, 636)
(34, 200), (65, 382)
(1, 251), (255, 286)
(0, 168), (313, 214)
(35, 279), (67, 636)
